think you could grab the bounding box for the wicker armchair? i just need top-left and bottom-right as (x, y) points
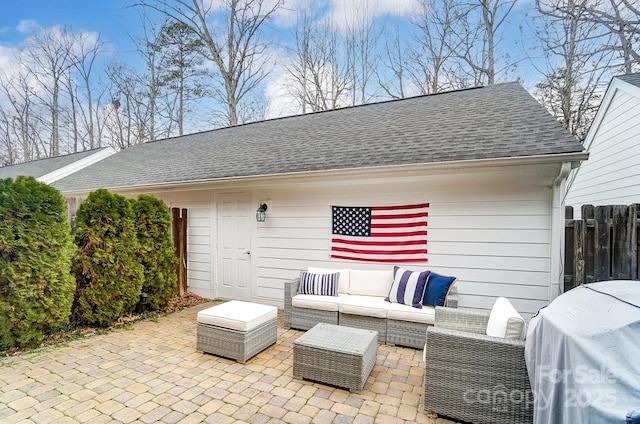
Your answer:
(423, 307), (533, 424)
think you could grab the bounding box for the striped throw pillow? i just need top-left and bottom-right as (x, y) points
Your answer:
(298, 271), (340, 296)
(385, 266), (430, 309)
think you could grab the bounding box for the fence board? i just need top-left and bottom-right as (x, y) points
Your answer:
(612, 205), (631, 279)
(564, 207), (575, 289)
(574, 220), (585, 286)
(565, 204), (640, 291)
(594, 206), (611, 282)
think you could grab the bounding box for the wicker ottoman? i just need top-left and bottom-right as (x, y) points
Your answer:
(196, 300), (277, 363)
(293, 323), (378, 391)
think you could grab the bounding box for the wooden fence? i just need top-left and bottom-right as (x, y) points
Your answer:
(171, 207), (188, 295)
(565, 204), (640, 291)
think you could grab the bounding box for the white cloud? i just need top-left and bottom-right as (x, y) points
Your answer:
(272, 0), (419, 31)
(16, 19), (40, 34)
(0, 45), (23, 82)
(325, 0), (418, 32)
(264, 53), (352, 120)
(264, 70), (302, 119)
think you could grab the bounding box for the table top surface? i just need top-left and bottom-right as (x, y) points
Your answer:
(293, 323), (378, 355)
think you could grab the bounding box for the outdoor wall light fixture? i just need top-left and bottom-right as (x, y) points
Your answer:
(256, 203), (268, 222)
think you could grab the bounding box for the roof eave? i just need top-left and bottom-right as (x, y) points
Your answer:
(57, 151), (589, 196)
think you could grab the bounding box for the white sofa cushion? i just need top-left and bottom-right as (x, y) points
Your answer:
(349, 269), (393, 297)
(387, 303), (436, 324)
(292, 293), (348, 312)
(308, 267), (351, 294)
(486, 297), (526, 339)
(339, 295), (390, 318)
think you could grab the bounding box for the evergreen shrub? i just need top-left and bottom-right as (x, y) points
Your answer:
(72, 189), (144, 326)
(0, 176), (75, 349)
(130, 194), (178, 310)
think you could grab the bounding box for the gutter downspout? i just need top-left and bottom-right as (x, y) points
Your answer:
(550, 162), (572, 301)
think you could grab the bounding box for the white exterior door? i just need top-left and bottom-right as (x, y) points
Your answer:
(217, 192), (252, 301)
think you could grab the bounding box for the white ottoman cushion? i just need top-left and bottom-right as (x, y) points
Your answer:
(197, 300), (277, 332)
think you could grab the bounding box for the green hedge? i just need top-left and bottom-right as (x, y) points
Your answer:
(72, 189), (144, 326)
(0, 177), (76, 349)
(131, 194), (178, 310)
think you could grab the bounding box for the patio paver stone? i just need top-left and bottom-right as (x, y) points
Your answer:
(0, 303), (461, 424)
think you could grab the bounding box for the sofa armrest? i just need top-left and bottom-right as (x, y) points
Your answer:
(283, 278), (300, 328)
(434, 306), (490, 335)
(428, 325), (525, 350)
(444, 285), (458, 308)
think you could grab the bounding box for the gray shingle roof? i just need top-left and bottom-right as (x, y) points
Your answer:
(0, 148), (108, 180)
(618, 72), (640, 88)
(53, 82), (584, 192)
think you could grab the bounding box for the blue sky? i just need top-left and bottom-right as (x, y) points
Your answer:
(0, 0), (547, 123)
(0, 0), (144, 65)
(0, 1), (133, 46)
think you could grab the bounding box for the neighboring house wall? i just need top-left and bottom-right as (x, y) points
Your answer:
(566, 78), (640, 216)
(122, 162), (563, 320)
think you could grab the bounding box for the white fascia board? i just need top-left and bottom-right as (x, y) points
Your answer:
(38, 147), (116, 184)
(58, 151), (589, 198)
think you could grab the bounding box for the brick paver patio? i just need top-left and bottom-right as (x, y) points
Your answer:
(0, 303), (459, 424)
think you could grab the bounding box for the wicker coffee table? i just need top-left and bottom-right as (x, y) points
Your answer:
(293, 323), (378, 391)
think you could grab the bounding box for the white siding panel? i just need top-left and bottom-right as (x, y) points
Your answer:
(434, 214), (550, 230)
(430, 241), (549, 258)
(187, 244), (210, 255)
(187, 252), (210, 264)
(187, 235), (210, 245)
(457, 281), (549, 299)
(429, 228), (549, 244)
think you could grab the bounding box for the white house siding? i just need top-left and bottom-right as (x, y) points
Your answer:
(119, 162), (562, 319)
(254, 165), (558, 319)
(566, 87), (640, 216)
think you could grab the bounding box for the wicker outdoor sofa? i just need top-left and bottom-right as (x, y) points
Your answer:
(423, 306), (533, 424)
(283, 267), (458, 349)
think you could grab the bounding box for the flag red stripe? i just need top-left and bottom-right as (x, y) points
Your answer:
(373, 212), (428, 219)
(346, 230), (428, 237)
(371, 221), (427, 229)
(331, 254), (428, 263)
(372, 203), (429, 211)
(331, 238), (425, 246)
(332, 246), (427, 255)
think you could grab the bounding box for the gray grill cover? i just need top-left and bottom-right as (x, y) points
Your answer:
(525, 280), (640, 423)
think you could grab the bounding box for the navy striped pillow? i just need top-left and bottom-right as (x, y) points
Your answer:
(298, 271), (339, 296)
(385, 266), (430, 308)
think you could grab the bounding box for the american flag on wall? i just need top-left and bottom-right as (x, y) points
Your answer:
(331, 203), (429, 263)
